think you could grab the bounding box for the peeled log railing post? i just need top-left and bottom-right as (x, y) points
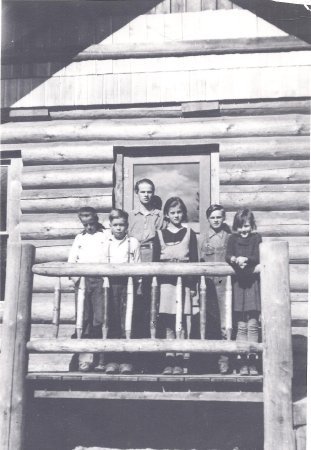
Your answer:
(0, 243), (35, 450)
(199, 276), (207, 339)
(125, 277), (134, 339)
(260, 241), (295, 450)
(225, 276), (232, 340)
(150, 276), (159, 339)
(52, 277), (61, 338)
(175, 276), (183, 339)
(102, 277), (109, 340)
(76, 277), (85, 339)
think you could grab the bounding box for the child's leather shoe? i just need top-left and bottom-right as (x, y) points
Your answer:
(105, 362), (120, 374)
(172, 365), (183, 375)
(78, 361), (92, 372)
(120, 363), (134, 375)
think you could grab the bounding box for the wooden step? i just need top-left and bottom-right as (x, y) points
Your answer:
(27, 372), (263, 384)
(33, 390), (263, 402)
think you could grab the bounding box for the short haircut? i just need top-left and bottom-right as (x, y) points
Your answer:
(163, 197), (188, 222)
(109, 208), (129, 224)
(78, 207), (98, 220)
(206, 204), (226, 219)
(232, 209), (256, 231)
(134, 178), (155, 194)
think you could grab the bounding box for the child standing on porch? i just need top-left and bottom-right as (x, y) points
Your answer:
(225, 209), (262, 376)
(68, 207), (107, 372)
(98, 208), (141, 375)
(153, 197), (198, 375)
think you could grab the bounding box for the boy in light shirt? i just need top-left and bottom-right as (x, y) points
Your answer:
(68, 207), (107, 372)
(98, 208), (141, 375)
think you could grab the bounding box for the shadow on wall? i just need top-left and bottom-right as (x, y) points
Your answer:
(232, 0), (311, 43)
(1, 0), (311, 110)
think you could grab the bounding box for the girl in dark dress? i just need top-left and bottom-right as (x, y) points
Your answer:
(226, 209), (262, 376)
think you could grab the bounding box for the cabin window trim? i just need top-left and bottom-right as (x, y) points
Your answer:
(0, 156), (22, 300)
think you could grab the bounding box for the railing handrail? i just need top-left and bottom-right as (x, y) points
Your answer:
(32, 261), (261, 277)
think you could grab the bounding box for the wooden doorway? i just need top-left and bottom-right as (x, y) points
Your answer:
(122, 146), (219, 234)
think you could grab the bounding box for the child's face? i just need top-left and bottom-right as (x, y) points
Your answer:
(167, 204), (183, 226)
(208, 210), (225, 231)
(80, 214), (98, 235)
(110, 218), (128, 240)
(237, 221), (252, 238)
(136, 182), (154, 206)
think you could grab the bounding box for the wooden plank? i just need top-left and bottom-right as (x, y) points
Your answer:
(114, 152), (123, 209)
(222, 184), (310, 193)
(22, 164), (113, 189)
(295, 425), (307, 450)
(2, 114), (309, 144)
(260, 241), (295, 449)
(33, 390), (263, 402)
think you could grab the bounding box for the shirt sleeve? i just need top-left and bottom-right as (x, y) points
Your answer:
(68, 236), (80, 263)
(225, 234), (235, 264)
(132, 238), (141, 263)
(247, 233), (262, 265)
(189, 229), (198, 262)
(152, 231), (162, 262)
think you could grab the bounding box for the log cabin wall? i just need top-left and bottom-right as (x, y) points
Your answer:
(1, 0), (309, 394)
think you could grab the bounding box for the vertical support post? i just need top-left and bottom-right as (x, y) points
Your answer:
(260, 241), (295, 450)
(76, 276), (85, 339)
(52, 277), (61, 338)
(102, 277), (110, 340)
(0, 243), (35, 450)
(175, 276), (183, 339)
(199, 276), (207, 339)
(225, 275), (232, 340)
(125, 276), (134, 339)
(150, 276), (159, 339)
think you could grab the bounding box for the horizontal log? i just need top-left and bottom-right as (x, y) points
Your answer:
(28, 354), (74, 373)
(27, 338), (263, 354)
(220, 192), (309, 211)
(33, 242), (309, 264)
(20, 213), (109, 240)
(33, 390), (264, 402)
(22, 165), (113, 189)
(219, 136), (310, 160)
(293, 398), (307, 427)
(50, 106), (181, 120)
(21, 193), (112, 213)
(33, 275), (74, 293)
(4, 36), (309, 64)
(220, 167), (309, 184)
(21, 142), (114, 165)
(1, 115), (309, 144)
(290, 265), (309, 292)
(32, 262), (259, 278)
(220, 99), (310, 117)
(3, 136), (309, 160)
(222, 184), (310, 193)
(291, 303), (308, 322)
(221, 160), (308, 170)
(226, 211), (309, 225)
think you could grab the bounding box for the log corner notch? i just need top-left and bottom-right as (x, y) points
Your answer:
(0, 243), (35, 450)
(260, 241), (295, 450)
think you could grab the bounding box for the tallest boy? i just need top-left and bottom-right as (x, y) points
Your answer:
(128, 178), (163, 356)
(128, 178), (164, 262)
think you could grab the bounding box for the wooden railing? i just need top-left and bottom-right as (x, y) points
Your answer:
(0, 242), (295, 450)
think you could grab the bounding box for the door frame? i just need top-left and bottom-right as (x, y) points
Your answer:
(117, 145), (219, 233)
